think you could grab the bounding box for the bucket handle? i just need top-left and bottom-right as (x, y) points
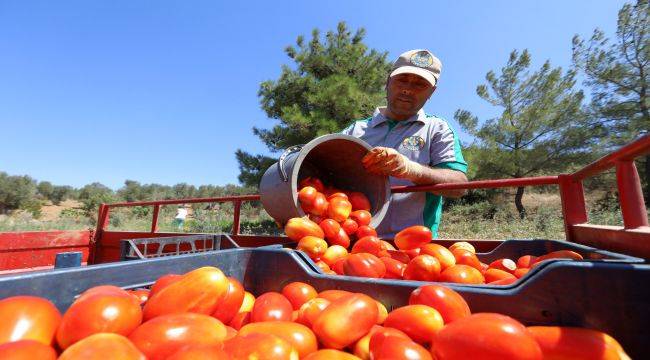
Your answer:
(278, 145), (303, 182)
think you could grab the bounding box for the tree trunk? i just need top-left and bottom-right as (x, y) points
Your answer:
(515, 186), (526, 219)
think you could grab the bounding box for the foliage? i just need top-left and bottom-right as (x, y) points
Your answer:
(0, 172), (39, 214)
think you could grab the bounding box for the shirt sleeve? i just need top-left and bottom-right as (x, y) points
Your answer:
(429, 120), (468, 173)
(340, 122), (355, 135)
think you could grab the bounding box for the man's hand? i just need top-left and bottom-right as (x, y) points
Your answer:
(362, 147), (413, 178)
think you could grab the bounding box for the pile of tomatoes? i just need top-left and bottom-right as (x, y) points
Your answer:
(287, 177), (584, 285)
(0, 265), (629, 359)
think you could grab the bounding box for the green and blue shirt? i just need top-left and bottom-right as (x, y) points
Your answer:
(342, 107), (467, 238)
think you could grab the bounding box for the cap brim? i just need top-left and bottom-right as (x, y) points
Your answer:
(390, 66), (437, 87)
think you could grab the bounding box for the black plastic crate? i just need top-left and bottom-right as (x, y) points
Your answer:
(119, 234), (238, 260)
(0, 248), (647, 358)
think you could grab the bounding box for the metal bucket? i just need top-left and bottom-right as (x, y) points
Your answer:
(260, 134), (390, 228)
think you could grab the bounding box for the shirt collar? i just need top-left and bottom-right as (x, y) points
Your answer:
(369, 107), (427, 128)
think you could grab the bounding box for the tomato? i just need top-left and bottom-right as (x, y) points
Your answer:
(352, 325), (383, 360)
(489, 277), (518, 286)
(527, 326), (629, 360)
(304, 349), (362, 360)
(387, 249), (411, 264)
(328, 197), (352, 222)
(224, 333), (299, 360)
(369, 332), (432, 360)
(419, 243), (456, 270)
(517, 255), (537, 268)
(312, 293), (378, 349)
(343, 253), (386, 278)
(308, 214), (324, 223)
(296, 298), (331, 328)
(451, 248), (482, 270)
(533, 250), (584, 265)
(297, 236), (328, 260)
(323, 187), (344, 197)
(348, 192), (371, 211)
(405, 247), (421, 259)
(299, 177), (325, 192)
(240, 291), (255, 312)
(129, 313), (227, 360)
(0, 340), (57, 360)
(489, 258), (517, 273)
(479, 262), (489, 274)
(251, 292), (293, 322)
(229, 311), (251, 330)
(327, 192), (349, 201)
(309, 193), (329, 216)
(59, 333), (145, 360)
(332, 258), (346, 275)
(298, 186), (319, 206)
(514, 267), (530, 278)
(351, 236), (388, 257)
(329, 228), (351, 248)
(317, 289), (352, 302)
(212, 277), (246, 324)
(439, 265), (485, 284)
(167, 344), (230, 360)
(403, 255), (441, 281)
(408, 284), (471, 324)
(143, 266), (229, 320)
(432, 313), (542, 360)
(448, 241), (476, 253)
(350, 210), (372, 226)
(380, 256), (406, 279)
(315, 260), (331, 273)
(149, 274), (182, 297)
(57, 286), (142, 349)
(282, 282), (318, 310)
(376, 301), (388, 325)
(382, 240), (396, 251)
(129, 289), (150, 305)
(285, 218), (325, 242)
(321, 245), (349, 267)
(484, 268), (517, 283)
(355, 225), (377, 239)
(225, 326), (238, 340)
(384, 305), (443, 344)
(319, 219), (341, 240)
(239, 321), (318, 358)
(394, 226), (432, 250)
(342, 218), (359, 236)
(0, 296), (61, 346)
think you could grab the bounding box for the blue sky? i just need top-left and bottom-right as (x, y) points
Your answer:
(0, 1), (626, 189)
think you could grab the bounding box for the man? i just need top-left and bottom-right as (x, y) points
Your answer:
(342, 49), (468, 238)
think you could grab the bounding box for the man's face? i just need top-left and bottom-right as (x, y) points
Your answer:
(386, 73), (436, 119)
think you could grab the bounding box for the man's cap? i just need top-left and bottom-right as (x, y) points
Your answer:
(390, 49), (442, 87)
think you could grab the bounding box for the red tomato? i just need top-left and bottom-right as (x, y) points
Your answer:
(488, 277), (518, 286)
(229, 311), (251, 330)
(479, 262), (489, 274)
(327, 192), (349, 201)
(143, 266), (229, 320)
(251, 292), (293, 322)
(352, 325), (385, 359)
(317, 289), (352, 302)
(403, 255), (441, 281)
(299, 177), (325, 192)
(129, 313), (227, 360)
(240, 291), (255, 312)
(384, 305), (444, 344)
(304, 349), (362, 360)
(298, 186), (319, 207)
(57, 286), (142, 349)
(285, 217), (325, 242)
(394, 226), (432, 250)
(350, 210), (372, 226)
(321, 245), (349, 267)
(380, 256), (407, 279)
(319, 219), (341, 240)
(489, 258), (517, 273)
(212, 277), (246, 324)
(309, 193), (329, 216)
(348, 192), (371, 211)
(225, 326), (238, 340)
(308, 214), (324, 223)
(484, 268), (517, 283)
(167, 344), (230, 360)
(149, 274), (182, 297)
(0, 340), (57, 360)
(408, 284), (471, 324)
(448, 241), (476, 253)
(451, 248), (482, 270)
(0, 296), (61, 346)
(355, 225), (377, 239)
(381, 240), (396, 251)
(323, 187), (344, 197)
(224, 333), (299, 359)
(439, 265), (485, 284)
(328, 197), (352, 222)
(369, 332), (432, 360)
(351, 236), (388, 257)
(329, 228), (351, 248)
(343, 253), (387, 278)
(282, 282), (318, 310)
(296, 298), (331, 328)
(514, 267), (530, 278)
(432, 313), (542, 360)
(376, 301), (388, 325)
(312, 293), (378, 349)
(315, 260), (331, 273)
(239, 321), (318, 358)
(533, 250), (584, 265)
(297, 236), (328, 260)
(387, 249), (411, 264)
(527, 326), (629, 360)
(59, 333), (145, 360)
(517, 255), (537, 268)
(129, 289), (150, 305)
(332, 258), (346, 275)
(419, 243), (456, 270)
(342, 218), (359, 235)
(405, 247), (421, 260)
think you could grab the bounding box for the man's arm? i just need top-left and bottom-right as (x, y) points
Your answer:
(404, 162), (468, 198)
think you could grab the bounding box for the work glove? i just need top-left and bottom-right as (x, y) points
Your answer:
(362, 147), (425, 180)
